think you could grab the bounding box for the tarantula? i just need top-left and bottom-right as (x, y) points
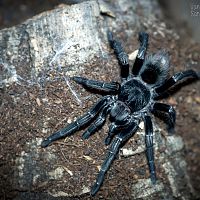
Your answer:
(41, 31), (199, 196)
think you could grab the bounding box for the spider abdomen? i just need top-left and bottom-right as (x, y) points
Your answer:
(118, 79), (151, 112)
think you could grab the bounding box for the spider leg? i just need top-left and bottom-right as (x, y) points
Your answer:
(91, 120), (139, 196)
(82, 105), (111, 139)
(104, 123), (118, 145)
(104, 120), (131, 145)
(107, 31), (129, 79)
(151, 102), (176, 133)
(132, 32), (149, 76)
(72, 76), (120, 94)
(155, 70), (199, 97)
(144, 115), (156, 184)
(41, 96), (111, 148)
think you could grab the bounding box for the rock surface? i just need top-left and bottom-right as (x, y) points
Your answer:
(0, 0), (198, 199)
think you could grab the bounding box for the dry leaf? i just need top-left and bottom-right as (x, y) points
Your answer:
(36, 98), (42, 106)
(62, 166), (73, 176)
(83, 155), (93, 161)
(54, 99), (62, 104)
(97, 165), (101, 171)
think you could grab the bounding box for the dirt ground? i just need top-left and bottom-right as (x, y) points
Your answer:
(0, 1), (200, 200)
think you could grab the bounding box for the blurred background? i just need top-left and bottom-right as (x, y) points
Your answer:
(0, 0), (200, 42)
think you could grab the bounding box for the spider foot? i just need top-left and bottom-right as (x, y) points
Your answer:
(91, 183), (101, 196)
(104, 136), (111, 145)
(81, 131), (91, 140)
(150, 172), (157, 184)
(107, 30), (113, 43)
(41, 139), (51, 148)
(90, 170), (105, 196)
(72, 76), (120, 93)
(71, 76), (85, 84)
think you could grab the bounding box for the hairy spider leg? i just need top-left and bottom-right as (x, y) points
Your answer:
(72, 76), (120, 94)
(107, 31), (129, 79)
(91, 120), (139, 196)
(155, 69), (199, 97)
(151, 103), (176, 133)
(41, 96), (111, 148)
(132, 32), (149, 76)
(82, 105), (112, 139)
(144, 115), (156, 184)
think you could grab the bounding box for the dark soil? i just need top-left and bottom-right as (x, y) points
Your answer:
(0, 1), (200, 200)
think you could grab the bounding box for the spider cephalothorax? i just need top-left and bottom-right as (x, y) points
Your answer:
(41, 31), (199, 196)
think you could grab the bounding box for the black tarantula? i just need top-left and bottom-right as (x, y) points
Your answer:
(41, 31), (199, 196)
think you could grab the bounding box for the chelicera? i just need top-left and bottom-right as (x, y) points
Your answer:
(41, 31), (199, 196)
